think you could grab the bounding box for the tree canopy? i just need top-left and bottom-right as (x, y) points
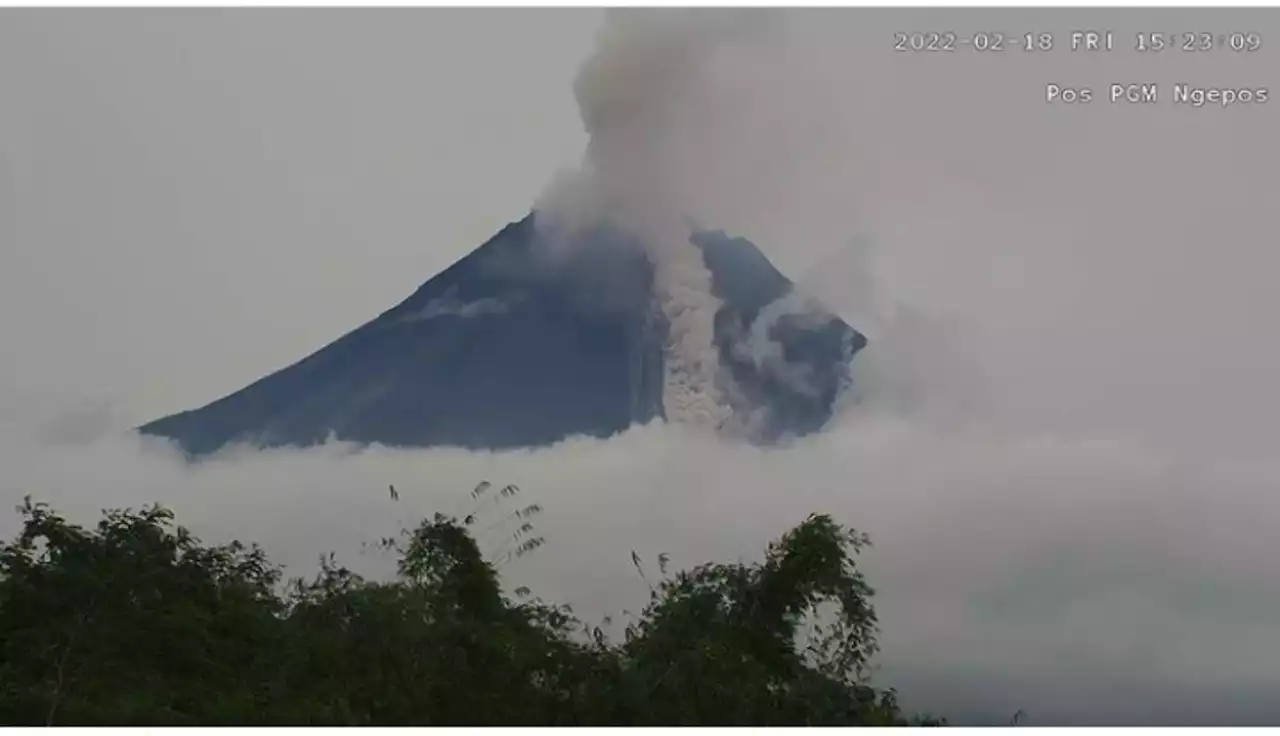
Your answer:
(0, 487), (940, 725)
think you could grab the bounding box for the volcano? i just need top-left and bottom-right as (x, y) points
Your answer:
(139, 212), (866, 456)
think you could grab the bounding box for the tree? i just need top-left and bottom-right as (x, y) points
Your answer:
(598, 513), (908, 725)
(0, 491), (936, 725)
(0, 497), (282, 724)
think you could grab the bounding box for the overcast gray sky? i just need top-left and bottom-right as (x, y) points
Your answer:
(1, 10), (600, 423)
(3, 8), (1280, 725)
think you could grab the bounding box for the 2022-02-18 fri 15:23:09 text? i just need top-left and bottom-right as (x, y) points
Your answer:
(893, 30), (1264, 54)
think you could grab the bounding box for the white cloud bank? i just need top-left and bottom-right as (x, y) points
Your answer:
(4, 408), (1280, 724)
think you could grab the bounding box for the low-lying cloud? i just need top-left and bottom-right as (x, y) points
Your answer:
(3, 401), (1279, 724)
(401, 286), (514, 322)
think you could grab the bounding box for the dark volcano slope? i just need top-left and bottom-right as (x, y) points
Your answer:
(695, 229), (867, 441)
(139, 213), (865, 455)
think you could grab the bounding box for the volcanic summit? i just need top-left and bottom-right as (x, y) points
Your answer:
(139, 213), (866, 455)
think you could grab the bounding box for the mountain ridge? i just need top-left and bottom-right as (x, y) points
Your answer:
(139, 211), (865, 455)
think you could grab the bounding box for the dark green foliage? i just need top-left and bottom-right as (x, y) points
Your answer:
(0, 491), (939, 725)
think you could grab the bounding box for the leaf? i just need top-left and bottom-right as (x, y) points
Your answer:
(515, 538), (546, 558)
